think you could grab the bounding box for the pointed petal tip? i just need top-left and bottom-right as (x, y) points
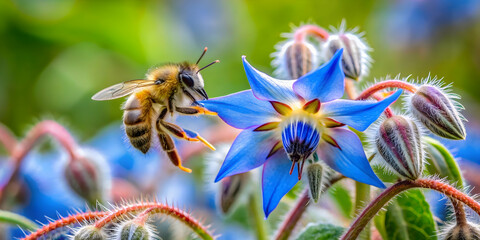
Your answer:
(214, 173), (224, 183)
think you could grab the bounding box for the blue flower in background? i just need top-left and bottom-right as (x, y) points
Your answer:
(201, 49), (403, 217)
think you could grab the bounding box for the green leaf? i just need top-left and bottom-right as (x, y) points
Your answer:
(296, 223), (344, 240)
(328, 184), (353, 219)
(384, 189), (437, 240)
(424, 137), (464, 188)
(0, 210), (38, 231)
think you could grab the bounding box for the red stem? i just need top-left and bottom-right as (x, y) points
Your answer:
(294, 25), (329, 42)
(0, 120), (79, 203)
(341, 179), (480, 240)
(94, 201), (214, 239)
(23, 211), (107, 240)
(356, 80), (417, 100)
(0, 124), (17, 155)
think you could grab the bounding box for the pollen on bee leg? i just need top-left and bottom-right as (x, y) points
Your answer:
(167, 150), (192, 173)
(191, 106), (218, 115)
(196, 135), (216, 151)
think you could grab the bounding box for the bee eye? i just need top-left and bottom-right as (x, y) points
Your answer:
(155, 78), (164, 84)
(180, 73), (194, 87)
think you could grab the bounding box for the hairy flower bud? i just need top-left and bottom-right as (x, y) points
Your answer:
(410, 85), (466, 140)
(375, 115), (423, 180)
(219, 173), (248, 214)
(116, 221), (153, 240)
(443, 223), (480, 240)
(74, 226), (106, 240)
(64, 149), (111, 206)
(272, 40), (319, 79)
(323, 31), (371, 81)
(306, 162), (324, 203)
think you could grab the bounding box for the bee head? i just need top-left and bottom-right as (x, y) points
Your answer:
(179, 69), (209, 101)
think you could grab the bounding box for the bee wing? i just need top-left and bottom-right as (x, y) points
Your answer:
(91, 79), (156, 101)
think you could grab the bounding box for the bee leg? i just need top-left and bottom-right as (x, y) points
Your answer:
(167, 96), (175, 117)
(157, 130), (192, 173)
(175, 106), (217, 116)
(158, 120), (215, 151)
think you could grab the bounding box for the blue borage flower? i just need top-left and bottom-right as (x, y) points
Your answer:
(200, 49), (403, 217)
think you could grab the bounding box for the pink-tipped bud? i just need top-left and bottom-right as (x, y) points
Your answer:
(272, 40), (319, 79)
(116, 221), (154, 240)
(323, 32), (371, 81)
(410, 85), (466, 140)
(376, 115), (423, 180)
(218, 173), (248, 214)
(74, 226), (106, 240)
(443, 223), (480, 240)
(64, 149), (110, 206)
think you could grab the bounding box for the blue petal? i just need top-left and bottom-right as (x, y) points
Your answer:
(317, 128), (385, 188)
(200, 90), (280, 129)
(215, 127), (277, 182)
(293, 49), (345, 102)
(242, 56), (298, 103)
(262, 148), (299, 217)
(322, 90), (403, 131)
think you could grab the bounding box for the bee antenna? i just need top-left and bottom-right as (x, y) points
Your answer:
(197, 60), (220, 74)
(196, 47), (208, 65)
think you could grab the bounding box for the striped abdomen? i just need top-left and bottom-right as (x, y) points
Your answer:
(123, 92), (153, 153)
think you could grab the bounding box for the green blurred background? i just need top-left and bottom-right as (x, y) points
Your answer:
(0, 0), (479, 140)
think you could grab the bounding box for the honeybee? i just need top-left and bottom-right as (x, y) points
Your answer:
(92, 48), (219, 173)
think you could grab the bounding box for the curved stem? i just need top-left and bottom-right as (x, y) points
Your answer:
(356, 80), (417, 100)
(0, 124), (17, 155)
(0, 120), (79, 204)
(23, 211), (107, 240)
(94, 202), (214, 240)
(293, 24), (329, 42)
(274, 174), (344, 240)
(341, 179), (480, 240)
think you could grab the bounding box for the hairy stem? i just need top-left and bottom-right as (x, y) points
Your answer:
(23, 211), (107, 240)
(249, 192), (269, 240)
(451, 198), (467, 226)
(293, 24), (329, 42)
(342, 179), (480, 240)
(0, 120), (79, 204)
(356, 80), (417, 100)
(274, 174), (344, 240)
(94, 202), (214, 240)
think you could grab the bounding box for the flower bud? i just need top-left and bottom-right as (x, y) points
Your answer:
(272, 40), (319, 79)
(375, 115), (423, 180)
(410, 85), (466, 140)
(443, 223), (480, 240)
(306, 162), (324, 203)
(74, 225), (106, 240)
(64, 149), (111, 206)
(323, 32), (371, 81)
(116, 221), (153, 240)
(218, 173), (248, 214)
